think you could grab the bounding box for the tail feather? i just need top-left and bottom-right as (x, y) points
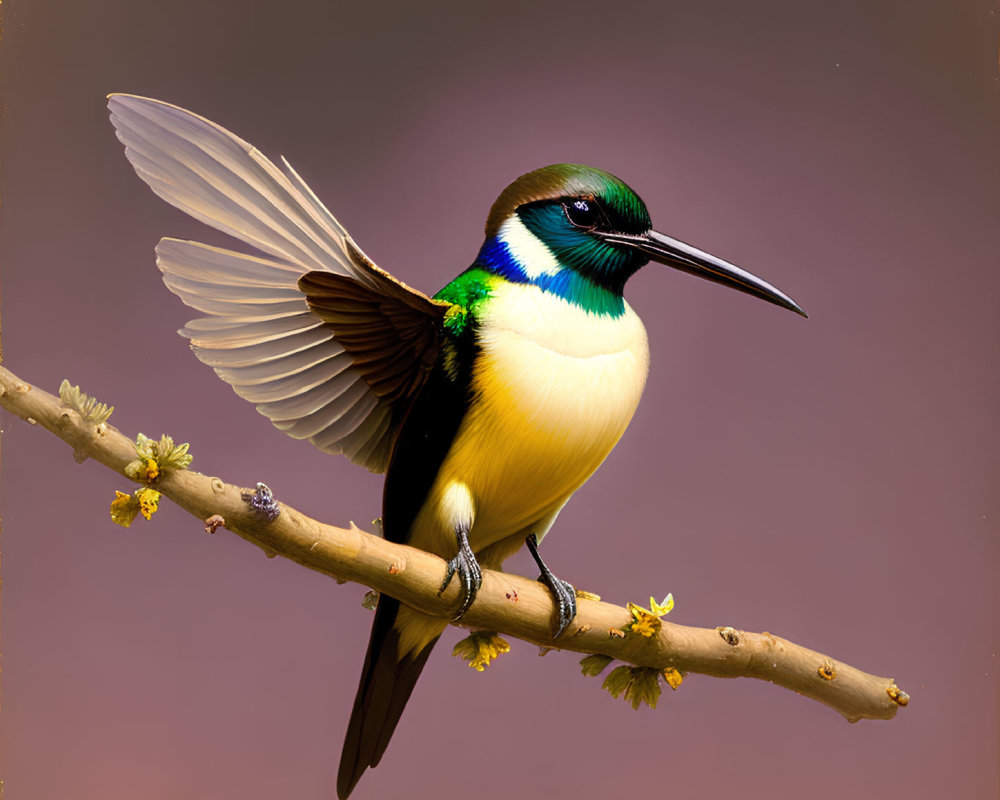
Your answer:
(337, 597), (440, 799)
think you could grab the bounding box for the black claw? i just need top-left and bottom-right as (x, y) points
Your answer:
(543, 574), (577, 638)
(438, 524), (481, 620)
(525, 533), (577, 638)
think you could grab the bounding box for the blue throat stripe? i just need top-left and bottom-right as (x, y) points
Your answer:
(474, 236), (625, 317)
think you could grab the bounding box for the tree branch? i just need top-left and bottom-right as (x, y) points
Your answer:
(0, 364), (908, 722)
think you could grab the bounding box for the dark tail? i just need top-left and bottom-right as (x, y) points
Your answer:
(337, 596), (439, 799)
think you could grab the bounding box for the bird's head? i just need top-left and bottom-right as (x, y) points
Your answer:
(477, 163), (805, 316)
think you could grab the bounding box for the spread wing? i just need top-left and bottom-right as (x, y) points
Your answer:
(108, 94), (449, 473)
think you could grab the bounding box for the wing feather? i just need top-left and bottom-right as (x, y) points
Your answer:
(213, 348), (348, 386)
(111, 99), (361, 277)
(252, 372), (365, 419)
(223, 356), (357, 404)
(157, 240), (304, 285)
(109, 95), (452, 472)
(270, 380), (375, 438)
(182, 315), (323, 345)
(187, 328), (336, 367)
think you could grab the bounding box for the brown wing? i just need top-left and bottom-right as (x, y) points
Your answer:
(299, 270), (446, 404)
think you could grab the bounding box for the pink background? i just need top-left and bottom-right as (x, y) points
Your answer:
(2, 1), (998, 797)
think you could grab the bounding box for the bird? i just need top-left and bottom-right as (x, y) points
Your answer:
(108, 94), (805, 799)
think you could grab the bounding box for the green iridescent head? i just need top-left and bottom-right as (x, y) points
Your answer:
(477, 163), (806, 316)
(485, 164), (651, 239)
(482, 164), (653, 297)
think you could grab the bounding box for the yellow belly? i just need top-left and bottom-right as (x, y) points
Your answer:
(409, 282), (649, 556)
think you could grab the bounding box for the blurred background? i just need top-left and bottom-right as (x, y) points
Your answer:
(1, 1), (998, 797)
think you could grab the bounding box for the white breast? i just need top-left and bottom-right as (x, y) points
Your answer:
(413, 282), (649, 555)
(474, 281), (649, 443)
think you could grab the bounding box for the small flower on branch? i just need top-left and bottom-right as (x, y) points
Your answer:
(110, 491), (140, 527)
(137, 487), (160, 519)
(124, 433), (193, 481)
(625, 593), (675, 638)
(110, 487), (161, 527)
(579, 654), (614, 677)
(599, 664), (683, 709)
(602, 665), (665, 709)
(662, 667), (684, 690)
(59, 379), (113, 425)
(452, 631), (510, 672)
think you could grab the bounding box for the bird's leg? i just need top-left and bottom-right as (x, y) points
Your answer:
(438, 523), (482, 620)
(525, 533), (577, 638)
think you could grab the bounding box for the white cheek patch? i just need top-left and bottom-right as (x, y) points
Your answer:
(498, 216), (562, 280)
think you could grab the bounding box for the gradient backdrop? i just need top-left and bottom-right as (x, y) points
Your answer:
(2, 1), (998, 798)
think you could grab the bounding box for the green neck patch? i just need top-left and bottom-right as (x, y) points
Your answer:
(435, 268), (496, 337)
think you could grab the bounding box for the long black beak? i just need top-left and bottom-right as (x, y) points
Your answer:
(601, 229), (807, 317)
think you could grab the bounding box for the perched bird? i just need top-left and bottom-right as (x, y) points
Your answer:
(108, 94), (804, 799)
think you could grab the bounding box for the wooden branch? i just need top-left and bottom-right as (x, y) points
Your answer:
(0, 364), (908, 722)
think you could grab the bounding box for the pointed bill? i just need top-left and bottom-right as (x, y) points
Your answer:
(600, 229), (806, 316)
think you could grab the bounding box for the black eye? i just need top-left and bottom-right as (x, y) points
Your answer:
(564, 197), (601, 229)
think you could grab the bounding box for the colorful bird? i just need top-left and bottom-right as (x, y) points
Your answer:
(108, 94), (805, 798)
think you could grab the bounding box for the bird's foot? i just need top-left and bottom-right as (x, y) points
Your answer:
(438, 524), (481, 620)
(525, 533), (577, 638)
(538, 573), (577, 639)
